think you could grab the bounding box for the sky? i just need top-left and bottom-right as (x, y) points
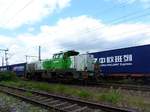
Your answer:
(0, 0), (150, 64)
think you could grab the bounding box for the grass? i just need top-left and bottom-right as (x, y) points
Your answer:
(0, 79), (150, 111)
(24, 92), (33, 97)
(124, 95), (150, 112)
(0, 80), (123, 103)
(76, 90), (91, 98)
(0, 71), (18, 81)
(97, 88), (122, 104)
(1, 80), (92, 98)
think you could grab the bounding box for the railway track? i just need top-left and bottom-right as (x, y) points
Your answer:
(23, 78), (150, 92)
(0, 107), (11, 112)
(89, 83), (150, 92)
(0, 84), (137, 112)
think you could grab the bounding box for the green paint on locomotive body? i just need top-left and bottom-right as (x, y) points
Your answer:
(42, 57), (71, 70)
(42, 50), (79, 71)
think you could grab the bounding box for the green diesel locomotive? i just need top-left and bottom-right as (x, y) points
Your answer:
(26, 50), (100, 81)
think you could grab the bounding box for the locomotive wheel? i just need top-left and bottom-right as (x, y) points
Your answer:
(73, 72), (80, 79)
(41, 72), (47, 79)
(42, 72), (52, 79)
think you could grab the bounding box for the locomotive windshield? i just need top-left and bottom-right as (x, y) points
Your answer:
(53, 53), (63, 59)
(53, 50), (79, 59)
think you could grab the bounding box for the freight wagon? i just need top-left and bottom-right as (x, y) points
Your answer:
(91, 44), (150, 78)
(0, 63), (26, 76)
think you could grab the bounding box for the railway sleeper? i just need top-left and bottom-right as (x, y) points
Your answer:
(47, 100), (60, 105)
(53, 102), (68, 107)
(72, 106), (88, 112)
(50, 101), (67, 107)
(61, 104), (77, 110)
(33, 95), (43, 98)
(40, 98), (54, 103)
(34, 96), (48, 101)
(64, 105), (82, 111)
(54, 102), (71, 109)
(0, 85), (138, 112)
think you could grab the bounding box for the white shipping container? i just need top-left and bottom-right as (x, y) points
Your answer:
(35, 61), (44, 70)
(27, 61), (43, 71)
(70, 54), (94, 71)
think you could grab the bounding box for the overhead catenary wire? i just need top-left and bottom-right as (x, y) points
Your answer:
(3, 0), (126, 26)
(1, 0), (150, 62)
(2, 0), (150, 35)
(90, 1), (128, 18)
(1, 0), (141, 29)
(1, 0), (17, 16)
(67, 8), (150, 41)
(101, 27), (150, 40)
(105, 8), (150, 24)
(97, 2), (150, 25)
(66, 2), (150, 39)
(7, 9), (150, 59)
(4, 0), (34, 24)
(3, 0), (150, 36)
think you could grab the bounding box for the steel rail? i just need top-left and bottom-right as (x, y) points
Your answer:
(88, 82), (150, 92)
(0, 84), (138, 112)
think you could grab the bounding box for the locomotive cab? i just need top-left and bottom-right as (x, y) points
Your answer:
(52, 50), (79, 59)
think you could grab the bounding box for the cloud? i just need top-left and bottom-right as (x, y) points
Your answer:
(0, 0), (71, 29)
(0, 15), (150, 64)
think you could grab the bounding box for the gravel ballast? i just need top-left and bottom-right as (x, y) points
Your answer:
(0, 92), (49, 112)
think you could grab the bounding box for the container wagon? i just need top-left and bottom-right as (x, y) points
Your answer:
(91, 44), (150, 79)
(0, 63), (26, 77)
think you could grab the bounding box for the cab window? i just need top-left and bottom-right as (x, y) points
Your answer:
(53, 53), (63, 59)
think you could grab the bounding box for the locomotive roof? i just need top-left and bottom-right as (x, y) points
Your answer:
(54, 50), (79, 56)
(64, 50), (79, 56)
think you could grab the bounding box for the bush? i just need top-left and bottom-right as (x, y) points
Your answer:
(0, 71), (18, 81)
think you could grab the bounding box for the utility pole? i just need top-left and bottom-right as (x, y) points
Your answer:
(25, 55), (27, 63)
(5, 49), (8, 66)
(0, 48), (9, 66)
(38, 46), (41, 61)
(2, 57), (4, 66)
